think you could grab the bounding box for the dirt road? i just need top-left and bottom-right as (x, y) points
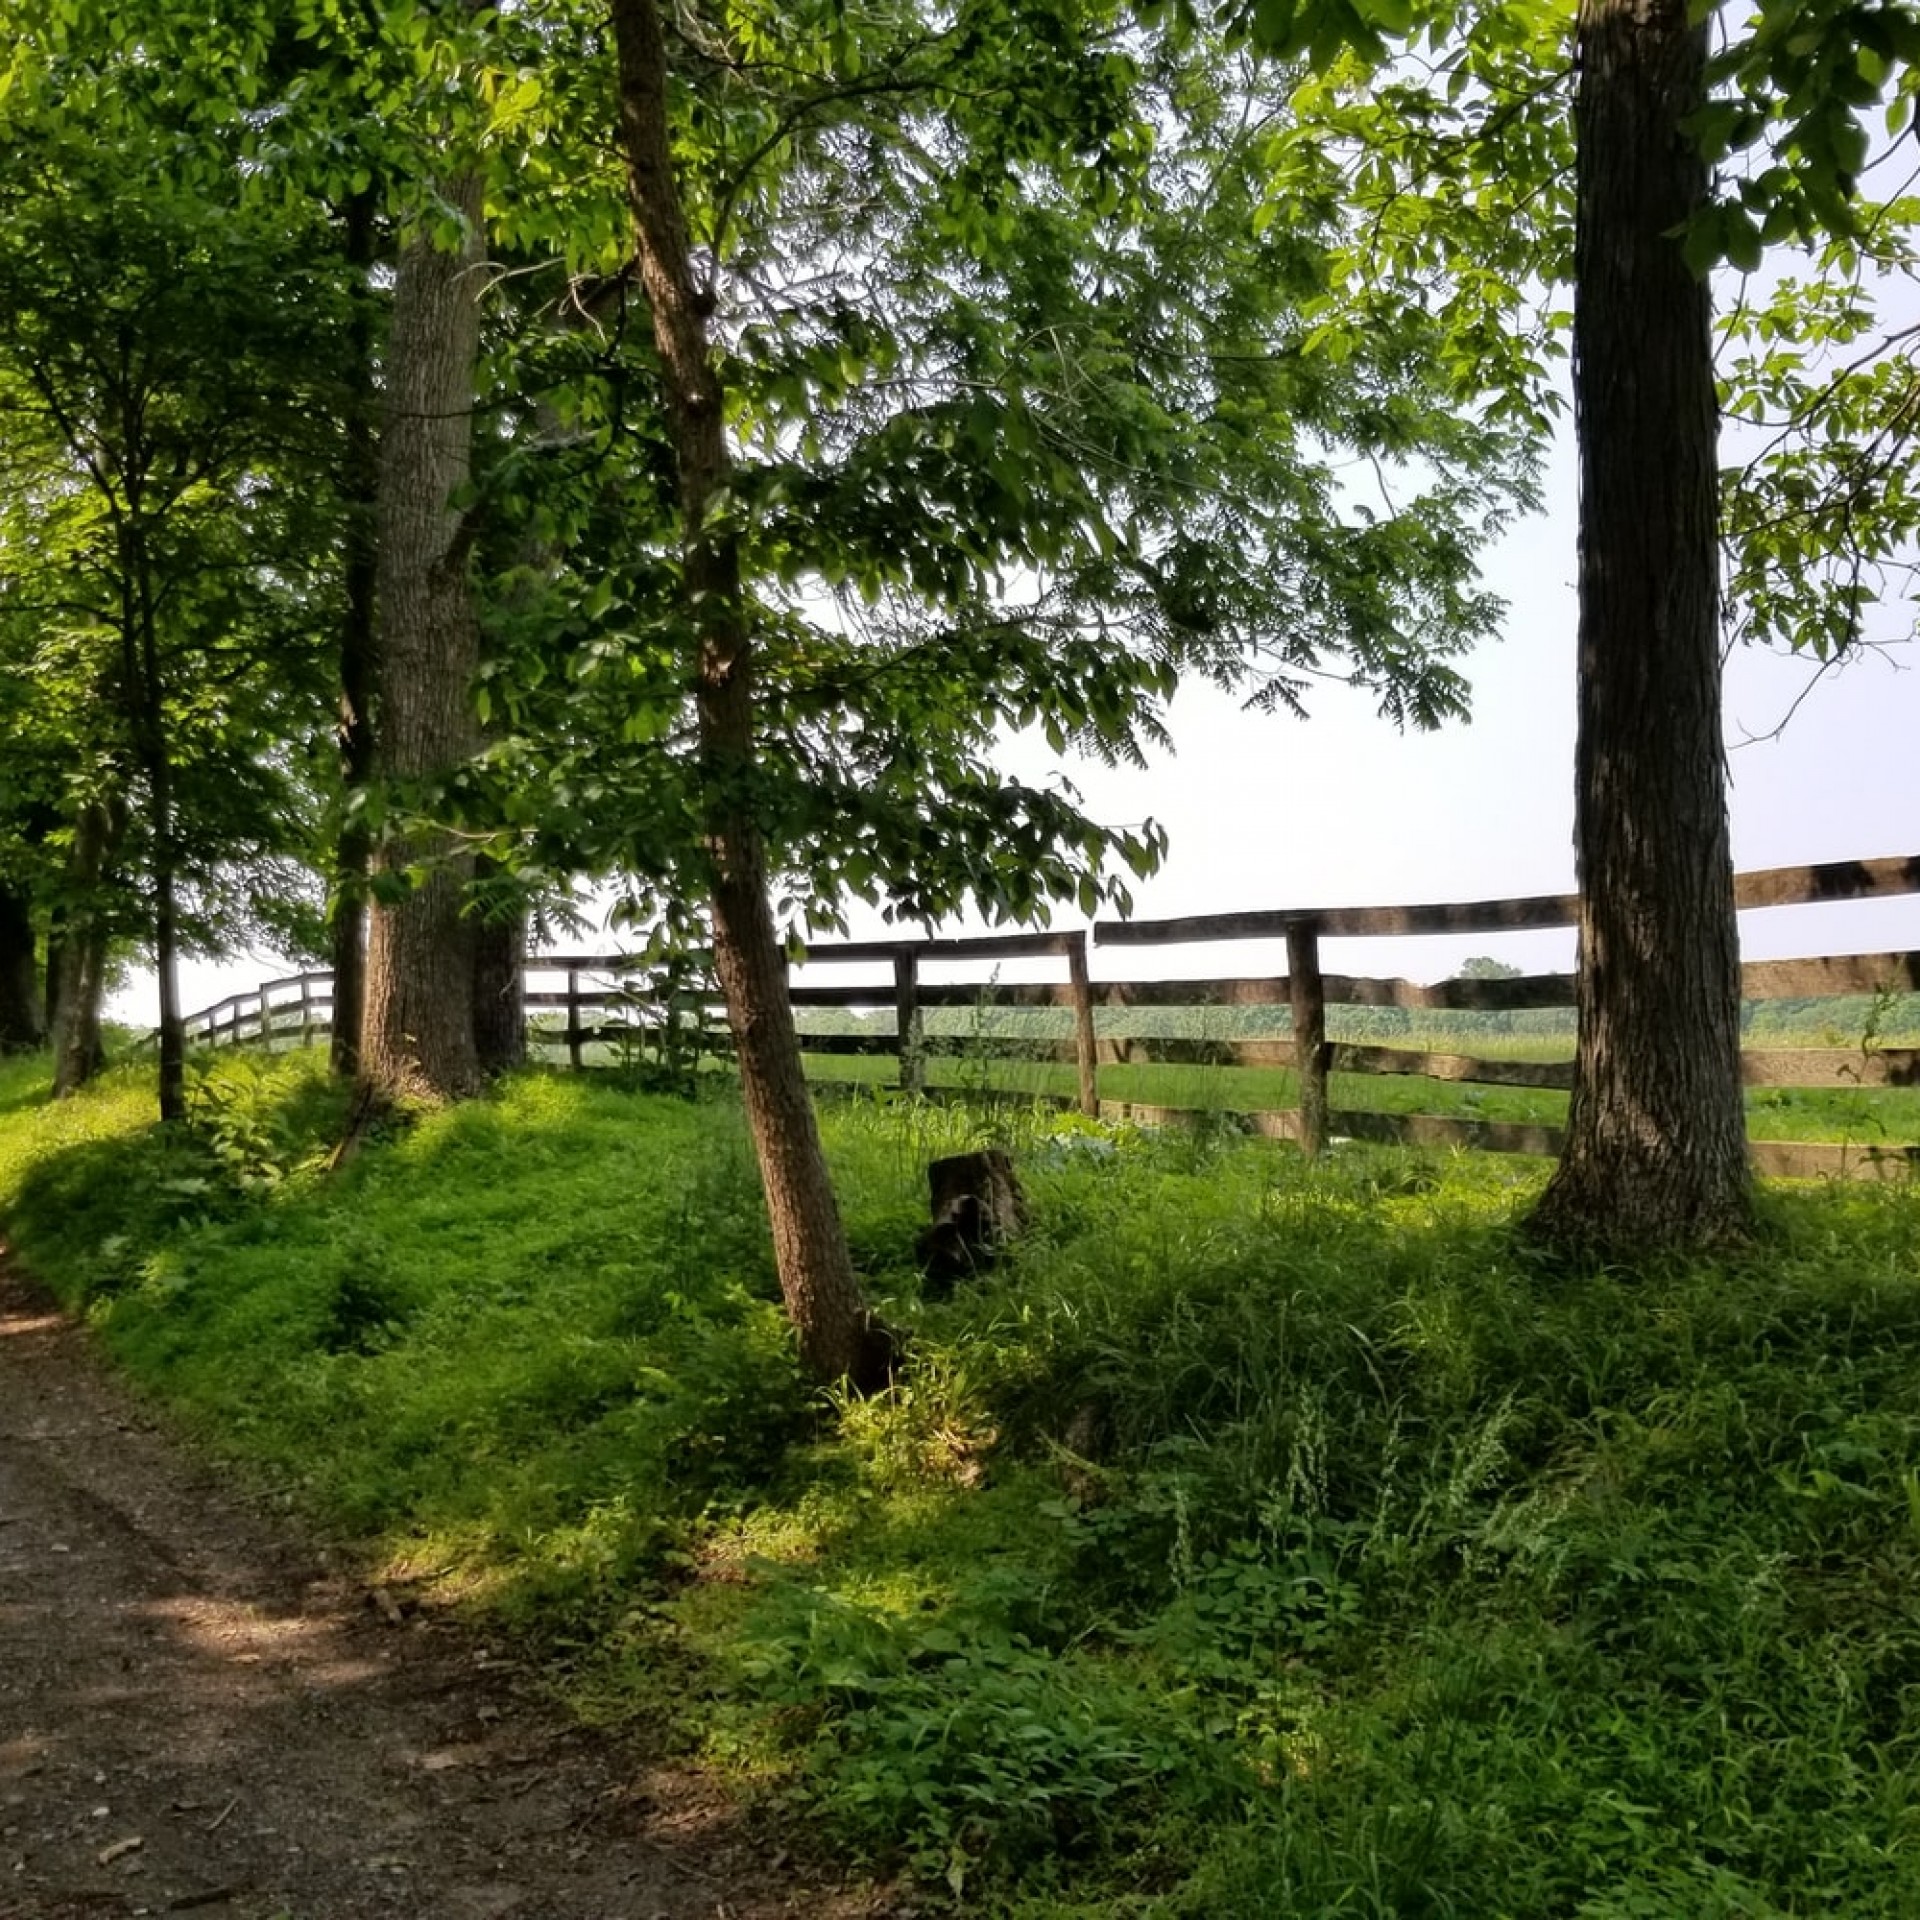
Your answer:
(0, 1260), (868, 1920)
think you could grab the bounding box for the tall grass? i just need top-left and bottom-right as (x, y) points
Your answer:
(3, 1047), (1919, 1914)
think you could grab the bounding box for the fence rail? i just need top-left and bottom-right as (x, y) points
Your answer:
(177, 853), (1920, 1180)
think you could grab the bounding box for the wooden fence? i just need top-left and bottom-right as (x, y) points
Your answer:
(179, 852), (1920, 1179)
(183, 971), (335, 1052)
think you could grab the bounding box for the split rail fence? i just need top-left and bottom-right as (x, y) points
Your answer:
(181, 852), (1920, 1180)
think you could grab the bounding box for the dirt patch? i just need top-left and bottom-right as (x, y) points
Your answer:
(0, 1257), (889, 1920)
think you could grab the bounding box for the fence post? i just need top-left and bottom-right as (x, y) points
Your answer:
(1287, 919), (1329, 1155)
(894, 947), (925, 1092)
(567, 964), (584, 1070)
(1067, 931), (1099, 1117)
(298, 974), (313, 1048)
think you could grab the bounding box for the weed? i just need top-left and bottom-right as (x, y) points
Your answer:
(6, 1060), (1920, 1914)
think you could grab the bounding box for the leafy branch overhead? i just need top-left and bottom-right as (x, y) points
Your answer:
(467, 0), (1539, 940)
(1240, 0), (1920, 664)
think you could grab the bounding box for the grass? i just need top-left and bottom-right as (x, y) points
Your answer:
(803, 1042), (1920, 1148)
(4, 1045), (1920, 1914)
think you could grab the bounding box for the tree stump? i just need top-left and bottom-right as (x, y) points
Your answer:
(916, 1150), (1028, 1297)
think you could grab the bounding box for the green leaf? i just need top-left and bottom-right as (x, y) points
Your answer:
(1680, 205), (1726, 277)
(1724, 205), (1764, 272)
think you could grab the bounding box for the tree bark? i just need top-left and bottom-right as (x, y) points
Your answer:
(50, 801), (116, 1099)
(42, 928), (62, 1041)
(609, 0), (891, 1389)
(331, 187), (382, 1079)
(127, 541), (187, 1124)
(113, 444), (188, 1123)
(0, 881), (43, 1052)
(470, 858), (526, 1076)
(357, 171), (487, 1109)
(1528, 0), (1751, 1253)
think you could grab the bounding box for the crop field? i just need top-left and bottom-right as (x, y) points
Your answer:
(797, 1005), (1920, 1149)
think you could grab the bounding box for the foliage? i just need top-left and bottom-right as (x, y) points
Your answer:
(5, 1065), (1920, 1911)
(1242, 0), (1920, 668)
(463, 0), (1542, 941)
(0, 17), (354, 986)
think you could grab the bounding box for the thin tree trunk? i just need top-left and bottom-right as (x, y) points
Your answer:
(50, 802), (115, 1099)
(0, 882), (43, 1052)
(1528, 0), (1751, 1253)
(120, 517), (186, 1123)
(357, 171), (487, 1109)
(610, 0), (891, 1389)
(332, 187), (382, 1078)
(151, 844), (186, 1123)
(42, 927), (61, 1041)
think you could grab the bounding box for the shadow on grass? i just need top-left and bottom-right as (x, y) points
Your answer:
(14, 1059), (1920, 1916)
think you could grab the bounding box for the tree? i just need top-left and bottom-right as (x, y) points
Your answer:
(1527, 0), (1920, 1251)
(1528, 0), (1748, 1250)
(0, 4), (370, 1114)
(608, 0), (892, 1388)
(1248, 0), (1919, 1253)
(355, 168), (491, 1109)
(580, 0), (1544, 1380)
(330, 187), (385, 1080)
(0, 152), (340, 1116)
(563, 0), (1544, 1380)
(0, 881), (41, 1051)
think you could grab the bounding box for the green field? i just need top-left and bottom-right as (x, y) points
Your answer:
(4, 1047), (1920, 1915)
(799, 1041), (1920, 1149)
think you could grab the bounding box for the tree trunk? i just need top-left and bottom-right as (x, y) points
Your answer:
(42, 928), (61, 1040)
(51, 932), (108, 1097)
(471, 859), (526, 1076)
(0, 882), (43, 1052)
(331, 187), (382, 1079)
(150, 832), (187, 1124)
(357, 171), (486, 1109)
(114, 470), (189, 1123)
(1527, 0), (1751, 1253)
(50, 802), (115, 1099)
(610, 0), (891, 1389)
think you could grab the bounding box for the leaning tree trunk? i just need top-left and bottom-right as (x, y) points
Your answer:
(357, 171), (487, 1109)
(0, 881), (43, 1052)
(331, 186), (383, 1079)
(610, 0), (890, 1389)
(1528, 0), (1751, 1253)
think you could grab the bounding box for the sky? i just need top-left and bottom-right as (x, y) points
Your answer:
(811, 417), (1919, 1000)
(117, 409), (1919, 1027)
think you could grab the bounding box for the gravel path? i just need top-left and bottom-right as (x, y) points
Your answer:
(0, 1258), (873, 1920)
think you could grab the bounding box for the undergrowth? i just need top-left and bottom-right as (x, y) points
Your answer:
(3, 1046), (1919, 1915)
